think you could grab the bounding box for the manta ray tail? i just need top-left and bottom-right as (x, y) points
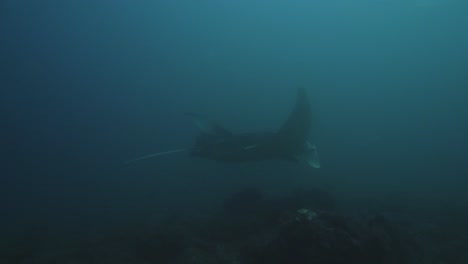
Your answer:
(124, 148), (187, 164)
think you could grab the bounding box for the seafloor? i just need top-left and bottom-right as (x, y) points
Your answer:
(2, 187), (467, 264)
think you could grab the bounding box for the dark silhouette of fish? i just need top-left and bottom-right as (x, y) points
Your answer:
(126, 88), (320, 168)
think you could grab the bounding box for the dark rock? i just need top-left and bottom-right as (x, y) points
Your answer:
(223, 187), (264, 215)
(244, 211), (419, 264)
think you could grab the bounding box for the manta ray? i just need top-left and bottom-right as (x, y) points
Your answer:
(126, 87), (320, 168)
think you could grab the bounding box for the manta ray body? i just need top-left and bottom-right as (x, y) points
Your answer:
(126, 88), (320, 168)
(187, 87), (320, 168)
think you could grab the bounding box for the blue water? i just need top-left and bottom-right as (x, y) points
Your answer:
(1, 0), (467, 262)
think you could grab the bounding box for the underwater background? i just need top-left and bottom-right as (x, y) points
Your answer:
(1, 0), (468, 263)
